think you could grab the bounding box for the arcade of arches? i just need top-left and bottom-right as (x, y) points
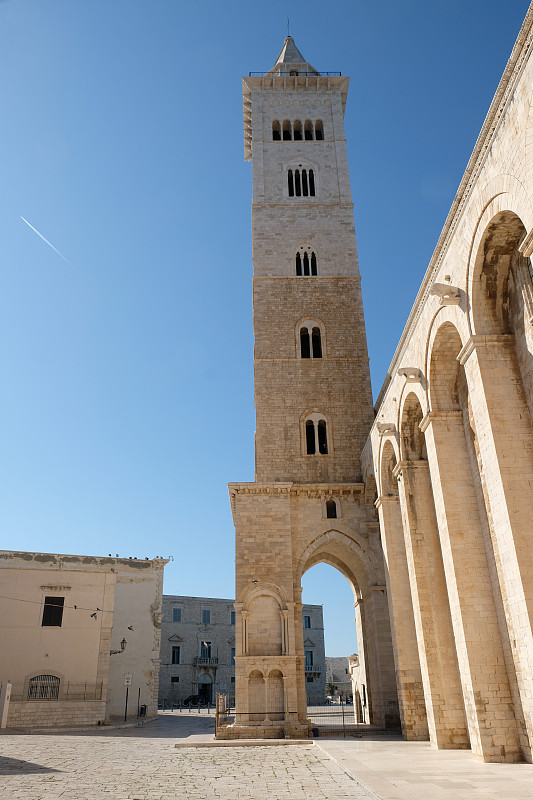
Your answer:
(227, 10), (533, 763)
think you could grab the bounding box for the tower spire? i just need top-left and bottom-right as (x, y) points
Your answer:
(268, 35), (319, 76)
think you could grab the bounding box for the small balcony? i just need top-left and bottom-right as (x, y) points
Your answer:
(305, 664), (322, 674)
(194, 657), (218, 666)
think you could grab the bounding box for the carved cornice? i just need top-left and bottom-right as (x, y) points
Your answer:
(229, 482), (364, 503)
(374, 495), (399, 509)
(397, 367), (424, 382)
(457, 334), (514, 365)
(377, 422), (396, 436)
(430, 283), (461, 305)
(392, 460), (429, 477)
(419, 410), (463, 433)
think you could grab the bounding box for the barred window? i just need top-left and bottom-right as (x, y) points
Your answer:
(28, 675), (60, 700)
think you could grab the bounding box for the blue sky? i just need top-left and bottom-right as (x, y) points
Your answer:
(0, 0), (529, 655)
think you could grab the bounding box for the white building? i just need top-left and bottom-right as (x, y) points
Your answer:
(0, 550), (167, 728)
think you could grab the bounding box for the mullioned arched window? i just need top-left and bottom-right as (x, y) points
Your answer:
(304, 414), (329, 455)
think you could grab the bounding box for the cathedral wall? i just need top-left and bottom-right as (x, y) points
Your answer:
(367, 10), (533, 761)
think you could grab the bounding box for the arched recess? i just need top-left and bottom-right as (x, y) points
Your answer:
(376, 430), (429, 741)
(266, 669), (284, 720)
(238, 583), (286, 659)
(470, 209), (533, 422)
(298, 526), (399, 730)
(399, 393), (427, 461)
(248, 670), (265, 720)
(462, 208), (533, 757)
(379, 439), (398, 498)
(425, 320), (522, 761)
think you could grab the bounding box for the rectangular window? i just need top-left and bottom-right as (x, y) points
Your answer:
(42, 596), (65, 627)
(306, 676), (314, 683)
(202, 609), (211, 625)
(304, 650), (313, 667)
(171, 646), (180, 665)
(303, 615), (311, 629)
(201, 641), (211, 659)
(171, 676), (179, 683)
(172, 607), (182, 623)
(231, 676), (235, 683)
(231, 647), (235, 665)
(230, 610), (236, 625)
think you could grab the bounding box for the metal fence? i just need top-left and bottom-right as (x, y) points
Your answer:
(9, 681), (104, 702)
(213, 694), (401, 738)
(158, 698), (215, 713)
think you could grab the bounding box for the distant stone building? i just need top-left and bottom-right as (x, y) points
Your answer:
(159, 596), (326, 704)
(325, 657), (353, 700)
(0, 550), (167, 728)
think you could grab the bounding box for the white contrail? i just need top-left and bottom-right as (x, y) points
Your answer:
(20, 216), (73, 267)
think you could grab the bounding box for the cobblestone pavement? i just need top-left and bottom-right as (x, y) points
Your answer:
(0, 714), (375, 800)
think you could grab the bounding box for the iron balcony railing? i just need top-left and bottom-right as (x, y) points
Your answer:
(194, 657), (219, 666)
(248, 71), (341, 77)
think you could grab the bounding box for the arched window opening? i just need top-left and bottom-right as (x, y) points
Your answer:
(304, 120), (314, 140)
(289, 169), (315, 198)
(302, 170), (309, 196)
(293, 120), (303, 140)
(283, 120), (292, 141)
(326, 499), (337, 519)
(318, 419), (328, 454)
(305, 415), (329, 455)
(306, 420), (316, 455)
(288, 169), (294, 197)
(296, 247), (317, 277)
(272, 120), (281, 141)
(312, 327), (322, 358)
(300, 327), (311, 359)
(315, 120), (324, 140)
(28, 674), (60, 700)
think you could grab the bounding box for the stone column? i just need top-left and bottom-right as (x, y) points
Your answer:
(422, 410), (520, 762)
(396, 459), (469, 749)
(362, 586), (399, 728)
(376, 494), (428, 740)
(460, 335), (533, 752)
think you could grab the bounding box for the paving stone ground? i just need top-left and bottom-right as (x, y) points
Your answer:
(0, 714), (375, 800)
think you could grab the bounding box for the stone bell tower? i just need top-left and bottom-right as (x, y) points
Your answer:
(224, 37), (397, 739)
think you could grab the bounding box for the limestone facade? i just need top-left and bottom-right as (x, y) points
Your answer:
(364, 5), (533, 763)
(227, 37), (399, 740)
(325, 656), (353, 700)
(0, 550), (167, 727)
(158, 596), (326, 705)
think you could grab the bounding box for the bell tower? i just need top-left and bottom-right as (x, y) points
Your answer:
(225, 37), (398, 739)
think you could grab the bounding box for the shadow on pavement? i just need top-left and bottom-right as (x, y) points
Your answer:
(0, 755), (61, 775)
(49, 712), (216, 740)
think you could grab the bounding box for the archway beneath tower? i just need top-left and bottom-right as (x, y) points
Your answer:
(298, 530), (400, 731)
